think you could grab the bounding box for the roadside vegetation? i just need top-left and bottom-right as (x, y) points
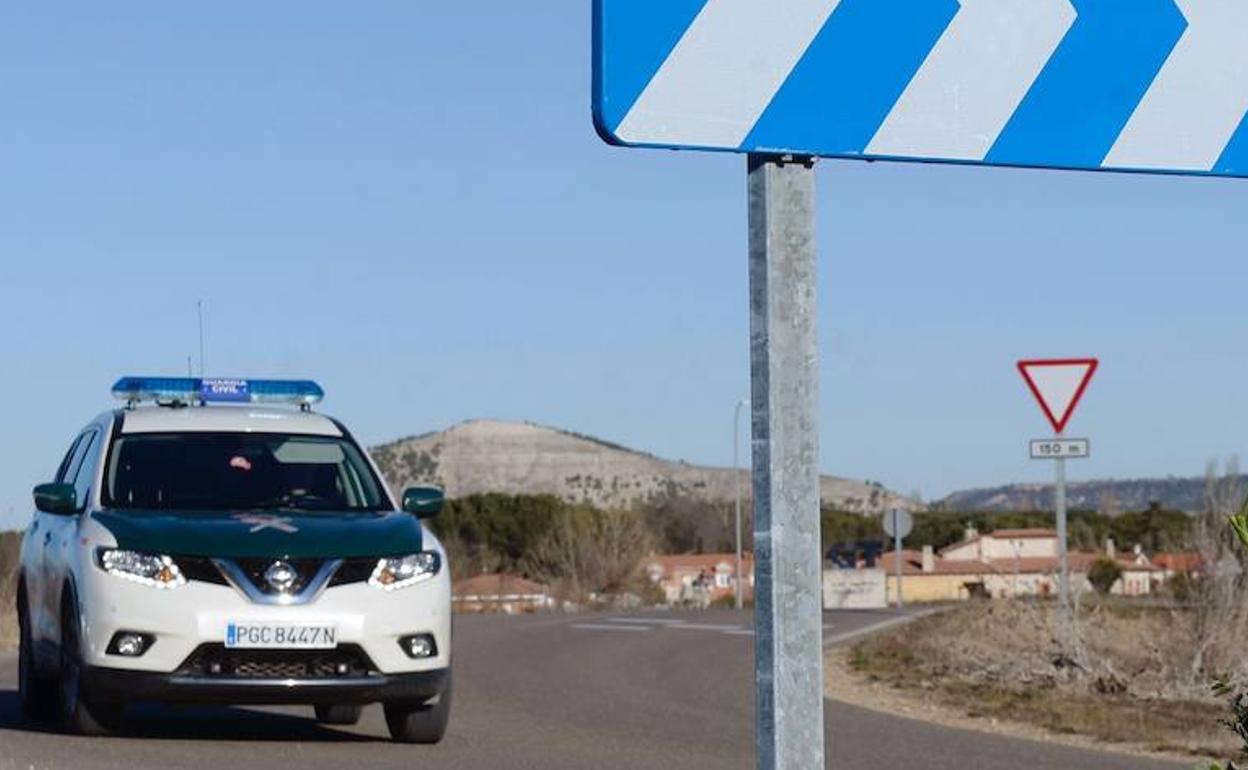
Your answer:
(435, 492), (1197, 610)
(845, 600), (1231, 757)
(821, 503), (1192, 555)
(0, 530), (19, 649)
(835, 462), (1248, 764)
(433, 494), (654, 602)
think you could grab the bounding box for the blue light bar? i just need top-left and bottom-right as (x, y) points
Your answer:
(111, 377), (324, 406)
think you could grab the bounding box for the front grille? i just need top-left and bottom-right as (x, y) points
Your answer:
(176, 644), (377, 680)
(328, 557), (378, 587)
(231, 558), (326, 595)
(176, 557), (228, 586)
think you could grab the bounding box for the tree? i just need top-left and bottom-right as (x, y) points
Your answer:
(521, 506), (652, 600)
(1087, 558), (1123, 595)
(642, 493), (742, 554)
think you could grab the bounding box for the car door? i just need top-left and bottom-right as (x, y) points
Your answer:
(40, 429), (97, 645)
(26, 432), (86, 649)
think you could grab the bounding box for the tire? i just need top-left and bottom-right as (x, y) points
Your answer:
(17, 590), (59, 723)
(314, 703), (363, 725)
(384, 671), (452, 744)
(59, 595), (124, 736)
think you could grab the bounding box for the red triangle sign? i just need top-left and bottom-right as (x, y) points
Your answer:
(1017, 358), (1098, 435)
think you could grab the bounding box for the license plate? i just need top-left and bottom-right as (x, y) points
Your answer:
(225, 622), (337, 649)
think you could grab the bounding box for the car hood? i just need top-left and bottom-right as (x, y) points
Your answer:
(91, 508), (424, 559)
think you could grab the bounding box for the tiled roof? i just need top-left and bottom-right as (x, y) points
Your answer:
(939, 529), (1059, 556)
(878, 550), (988, 576)
(989, 528), (1057, 539)
(879, 550), (1160, 577)
(453, 573), (549, 598)
(645, 553), (753, 575)
(1152, 552), (1203, 572)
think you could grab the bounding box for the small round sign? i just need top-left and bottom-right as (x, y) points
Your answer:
(883, 508), (913, 539)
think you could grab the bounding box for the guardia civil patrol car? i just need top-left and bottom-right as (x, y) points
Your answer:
(16, 377), (452, 742)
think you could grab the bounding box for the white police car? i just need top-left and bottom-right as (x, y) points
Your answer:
(16, 377), (452, 742)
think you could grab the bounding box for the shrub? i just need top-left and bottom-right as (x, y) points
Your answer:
(1087, 557), (1123, 595)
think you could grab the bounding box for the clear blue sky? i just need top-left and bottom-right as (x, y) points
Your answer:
(3, 2), (1247, 529)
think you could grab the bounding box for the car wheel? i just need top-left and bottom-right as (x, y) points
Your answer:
(314, 703), (363, 725)
(17, 592), (59, 723)
(384, 671), (452, 744)
(59, 597), (123, 736)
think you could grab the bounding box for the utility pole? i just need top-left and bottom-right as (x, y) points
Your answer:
(734, 397), (748, 610)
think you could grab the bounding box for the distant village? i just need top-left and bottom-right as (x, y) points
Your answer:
(451, 525), (1200, 613)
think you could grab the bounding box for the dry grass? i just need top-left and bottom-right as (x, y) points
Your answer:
(0, 609), (14, 651)
(847, 601), (1234, 758)
(0, 530), (19, 651)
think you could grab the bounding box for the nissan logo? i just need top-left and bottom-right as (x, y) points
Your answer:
(264, 560), (299, 593)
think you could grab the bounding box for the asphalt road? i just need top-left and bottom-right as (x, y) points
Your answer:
(0, 609), (1186, 770)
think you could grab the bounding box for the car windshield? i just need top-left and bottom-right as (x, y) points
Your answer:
(103, 432), (388, 512)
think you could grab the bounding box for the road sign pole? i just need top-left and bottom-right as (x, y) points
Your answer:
(747, 153), (823, 770)
(1055, 451), (1069, 607)
(1016, 359), (1097, 610)
(894, 511), (904, 609)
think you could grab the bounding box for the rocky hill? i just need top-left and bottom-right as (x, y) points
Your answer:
(370, 419), (913, 514)
(936, 475), (1233, 514)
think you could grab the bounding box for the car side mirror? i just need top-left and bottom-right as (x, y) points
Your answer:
(402, 486), (444, 519)
(33, 483), (77, 515)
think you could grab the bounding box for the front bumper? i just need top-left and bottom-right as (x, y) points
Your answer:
(82, 664), (449, 706)
(76, 566), (451, 676)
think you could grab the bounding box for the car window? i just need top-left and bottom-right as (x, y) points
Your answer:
(55, 433), (87, 484)
(70, 430), (101, 511)
(103, 432), (387, 512)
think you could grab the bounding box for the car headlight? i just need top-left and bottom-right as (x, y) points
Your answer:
(369, 552), (441, 591)
(96, 548), (186, 589)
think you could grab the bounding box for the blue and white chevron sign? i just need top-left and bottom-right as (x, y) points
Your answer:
(593, 0), (1248, 177)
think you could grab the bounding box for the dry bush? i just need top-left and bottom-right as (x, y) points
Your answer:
(866, 601), (1189, 698)
(1041, 459), (1248, 699)
(1175, 460), (1248, 691)
(850, 601), (1231, 755)
(0, 530), (19, 649)
(522, 507), (652, 602)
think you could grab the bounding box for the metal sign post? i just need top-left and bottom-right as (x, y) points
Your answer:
(883, 508), (913, 608)
(748, 153), (823, 770)
(1032, 437), (1091, 608)
(1054, 446), (1069, 606)
(895, 521), (903, 608)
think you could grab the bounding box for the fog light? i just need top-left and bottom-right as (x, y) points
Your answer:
(107, 631), (153, 657)
(399, 634), (437, 659)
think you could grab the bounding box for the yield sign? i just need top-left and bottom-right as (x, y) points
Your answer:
(1017, 358), (1098, 435)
